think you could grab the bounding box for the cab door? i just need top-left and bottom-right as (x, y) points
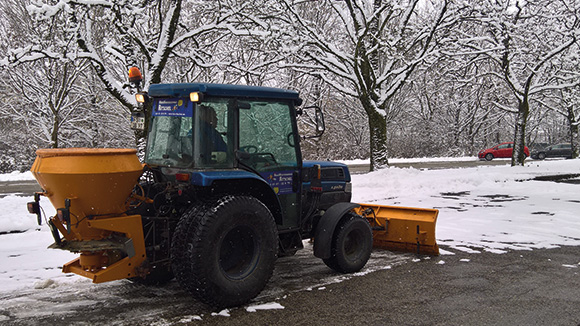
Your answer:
(237, 100), (301, 229)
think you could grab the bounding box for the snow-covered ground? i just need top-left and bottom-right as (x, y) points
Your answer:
(1, 157), (579, 310)
(349, 158), (580, 254)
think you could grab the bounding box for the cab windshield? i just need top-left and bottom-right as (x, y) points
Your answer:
(145, 97), (233, 168)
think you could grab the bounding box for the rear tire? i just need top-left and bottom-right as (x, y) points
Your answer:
(171, 195), (278, 308)
(485, 153), (494, 161)
(171, 203), (208, 286)
(323, 213), (372, 273)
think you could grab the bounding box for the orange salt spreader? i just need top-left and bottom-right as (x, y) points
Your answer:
(29, 148), (146, 283)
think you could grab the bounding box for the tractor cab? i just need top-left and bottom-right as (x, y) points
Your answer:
(136, 84), (305, 173)
(141, 85), (302, 175)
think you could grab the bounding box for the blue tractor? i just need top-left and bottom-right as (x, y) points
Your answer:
(128, 81), (374, 307)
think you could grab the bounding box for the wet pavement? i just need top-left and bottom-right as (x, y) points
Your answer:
(190, 246), (580, 326)
(2, 245), (579, 326)
(0, 181), (41, 198)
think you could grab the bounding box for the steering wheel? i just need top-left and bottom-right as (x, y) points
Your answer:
(239, 145), (258, 153)
(287, 132), (295, 147)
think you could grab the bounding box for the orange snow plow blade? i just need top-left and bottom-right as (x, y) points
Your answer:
(354, 204), (439, 256)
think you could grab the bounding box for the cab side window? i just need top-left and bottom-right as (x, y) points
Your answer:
(238, 101), (297, 171)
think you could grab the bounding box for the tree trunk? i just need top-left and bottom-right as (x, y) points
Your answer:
(567, 105), (579, 159)
(511, 99), (529, 166)
(367, 109), (389, 170)
(51, 114), (59, 148)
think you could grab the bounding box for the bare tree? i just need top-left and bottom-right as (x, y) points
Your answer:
(0, 0), (94, 151)
(534, 88), (580, 158)
(453, 0), (580, 165)
(278, 0), (452, 170)
(1, 60), (89, 148)
(408, 49), (513, 157)
(8, 0), (262, 144)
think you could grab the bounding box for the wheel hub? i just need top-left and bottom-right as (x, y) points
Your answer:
(219, 225), (259, 280)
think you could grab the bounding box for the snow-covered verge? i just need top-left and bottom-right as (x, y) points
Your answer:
(350, 158), (580, 254)
(0, 170), (34, 182)
(337, 155), (478, 165)
(1, 157), (579, 295)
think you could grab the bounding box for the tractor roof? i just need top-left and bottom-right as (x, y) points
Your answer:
(148, 83), (302, 105)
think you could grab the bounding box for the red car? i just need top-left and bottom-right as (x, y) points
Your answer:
(478, 142), (529, 161)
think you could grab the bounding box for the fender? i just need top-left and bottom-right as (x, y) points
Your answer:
(190, 171), (284, 226)
(313, 202), (360, 259)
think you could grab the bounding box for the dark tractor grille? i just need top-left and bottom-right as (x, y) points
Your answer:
(321, 167), (345, 181)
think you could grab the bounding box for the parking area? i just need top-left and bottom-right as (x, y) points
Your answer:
(2, 244), (579, 325)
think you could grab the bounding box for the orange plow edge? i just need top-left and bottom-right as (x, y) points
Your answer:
(354, 204), (439, 256)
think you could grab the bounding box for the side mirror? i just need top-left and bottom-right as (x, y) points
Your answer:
(299, 106), (325, 139)
(130, 111), (146, 131)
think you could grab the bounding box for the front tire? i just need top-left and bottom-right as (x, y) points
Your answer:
(485, 153), (494, 161)
(538, 152), (546, 160)
(323, 213), (373, 273)
(171, 195), (278, 308)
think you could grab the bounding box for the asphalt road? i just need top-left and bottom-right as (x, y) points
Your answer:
(349, 158), (514, 174)
(0, 180), (42, 197)
(3, 246), (579, 325)
(190, 246), (580, 326)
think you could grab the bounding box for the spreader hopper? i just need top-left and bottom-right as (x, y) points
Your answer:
(32, 148), (144, 217)
(30, 148), (146, 282)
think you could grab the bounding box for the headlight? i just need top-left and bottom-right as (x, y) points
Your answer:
(135, 93), (147, 103)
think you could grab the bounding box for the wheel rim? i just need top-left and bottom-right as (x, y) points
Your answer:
(342, 228), (365, 262)
(219, 225), (259, 280)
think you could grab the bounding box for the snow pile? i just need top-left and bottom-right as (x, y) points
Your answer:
(0, 228), (80, 292)
(0, 195), (53, 233)
(0, 170), (34, 181)
(211, 309), (231, 317)
(246, 302), (284, 312)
